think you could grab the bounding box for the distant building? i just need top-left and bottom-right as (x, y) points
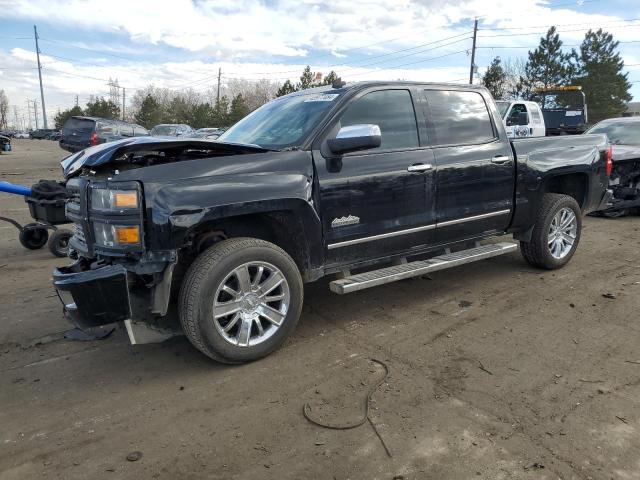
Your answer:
(623, 102), (640, 117)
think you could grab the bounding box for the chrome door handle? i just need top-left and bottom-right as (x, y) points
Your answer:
(407, 163), (433, 172)
(491, 155), (511, 164)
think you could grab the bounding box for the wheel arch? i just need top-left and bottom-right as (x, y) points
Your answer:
(177, 200), (324, 282)
(542, 172), (589, 210)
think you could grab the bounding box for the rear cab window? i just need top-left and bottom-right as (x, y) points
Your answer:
(423, 90), (496, 146)
(338, 89), (419, 151)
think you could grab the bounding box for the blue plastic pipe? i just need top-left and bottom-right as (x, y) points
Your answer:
(0, 181), (32, 196)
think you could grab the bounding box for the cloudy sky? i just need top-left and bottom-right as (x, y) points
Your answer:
(1, 0), (639, 128)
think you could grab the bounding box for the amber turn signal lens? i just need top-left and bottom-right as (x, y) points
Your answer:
(114, 192), (138, 208)
(115, 226), (140, 244)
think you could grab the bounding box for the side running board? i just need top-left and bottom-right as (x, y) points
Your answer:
(329, 242), (518, 294)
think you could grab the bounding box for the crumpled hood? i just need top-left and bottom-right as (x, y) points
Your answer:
(60, 137), (269, 178)
(612, 144), (640, 163)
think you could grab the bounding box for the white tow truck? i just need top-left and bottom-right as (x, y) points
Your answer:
(496, 100), (546, 139)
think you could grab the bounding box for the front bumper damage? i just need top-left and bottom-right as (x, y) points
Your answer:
(53, 260), (131, 328)
(53, 258), (181, 344)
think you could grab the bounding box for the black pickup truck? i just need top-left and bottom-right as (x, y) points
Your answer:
(53, 81), (612, 363)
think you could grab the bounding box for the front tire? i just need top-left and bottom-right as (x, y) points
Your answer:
(520, 193), (582, 270)
(179, 238), (303, 363)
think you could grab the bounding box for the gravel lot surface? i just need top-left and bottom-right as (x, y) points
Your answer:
(1, 139), (639, 479)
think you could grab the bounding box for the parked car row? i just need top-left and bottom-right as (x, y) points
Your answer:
(59, 117), (225, 152)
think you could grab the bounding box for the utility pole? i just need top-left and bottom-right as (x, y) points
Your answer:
(33, 99), (39, 129)
(469, 18), (478, 85)
(216, 67), (221, 105)
(33, 25), (48, 128)
(75, 95), (79, 107)
(13, 106), (19, 130)
(122, 87), (125, 121)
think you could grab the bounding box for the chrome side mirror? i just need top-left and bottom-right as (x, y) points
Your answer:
(327, 124), (382, 155)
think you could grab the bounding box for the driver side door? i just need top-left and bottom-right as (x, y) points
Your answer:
(313, 88), (437, 267)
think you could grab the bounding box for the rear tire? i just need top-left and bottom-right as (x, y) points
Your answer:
(179, 238), (303, 363)
(19, 224), (49, 250)
(520, 193), (582, 270)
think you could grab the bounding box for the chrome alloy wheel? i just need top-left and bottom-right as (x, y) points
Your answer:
(548, 207), (578, 260)
(212, 261), (290, 347)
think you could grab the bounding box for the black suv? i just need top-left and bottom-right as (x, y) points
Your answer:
(60, 116), (149, 153)
(30, 129), (58, 140)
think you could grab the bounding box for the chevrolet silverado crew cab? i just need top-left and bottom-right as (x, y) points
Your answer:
(53, 81), (612, 363)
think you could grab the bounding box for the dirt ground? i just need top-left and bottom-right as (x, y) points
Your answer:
(1, 138), (639, 480)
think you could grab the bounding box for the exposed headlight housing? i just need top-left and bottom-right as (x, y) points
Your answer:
(93, 222), (141, 247)
(91, 187), (140, 212)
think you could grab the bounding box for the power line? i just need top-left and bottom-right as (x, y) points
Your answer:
(479, 17), (640, 31)
(225, 31), (474, 76)
(38, 37), (143, 63)
(478, 23), (640, 38)
(168, 31), (474, 89)
(342, 50), (469, 78)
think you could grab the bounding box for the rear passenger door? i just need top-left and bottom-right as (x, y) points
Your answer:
(423, 89), (514, 244)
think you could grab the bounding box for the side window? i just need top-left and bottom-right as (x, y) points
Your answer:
(507, 103), (528, 126)
(97, 123), (116, 136)
(531, 105), (542, 124)
(120, 125), (134, 137)
(424, 90), (496, 146)
(133, 125), (149, 136)
(338, 89), (419, 151)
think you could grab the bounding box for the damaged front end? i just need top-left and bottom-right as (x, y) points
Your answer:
(54, 138), (270, 343)
(53, 174), (181, 344)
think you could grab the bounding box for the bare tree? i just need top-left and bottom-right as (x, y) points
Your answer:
(501, 58), (529, 99)
(0, 90), (8, 129)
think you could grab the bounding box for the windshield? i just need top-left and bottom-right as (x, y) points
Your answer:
(496, 101), (510, 118)
(151, 125), (178, 136)
(587, 121), (640, 146)
(218, 91), (342, 149)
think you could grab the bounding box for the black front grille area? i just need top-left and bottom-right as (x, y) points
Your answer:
(65, 177), (91, 255)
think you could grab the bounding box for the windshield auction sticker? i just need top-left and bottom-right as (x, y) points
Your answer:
(304, 94), (340, 102)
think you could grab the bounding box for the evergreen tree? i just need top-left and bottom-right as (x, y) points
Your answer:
(134, 94), (164, 128)
(298, 65), (315, 90)
(228, 93), (250, 125)
(521, 27), (574, 96)
(54, 105), (83, 129)
(575, 29), (632, 123)
(84, 97), (120, 119)
(191, 103), (215, 129)
(276, 79), (297, 97)
(322, 71), (339, 86)
(212, 96), (230, 126)
(482, 57), (508, 99)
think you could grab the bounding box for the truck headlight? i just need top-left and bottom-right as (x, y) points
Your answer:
(93, 222), (141, 247)
(91, 187), (139, 212)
